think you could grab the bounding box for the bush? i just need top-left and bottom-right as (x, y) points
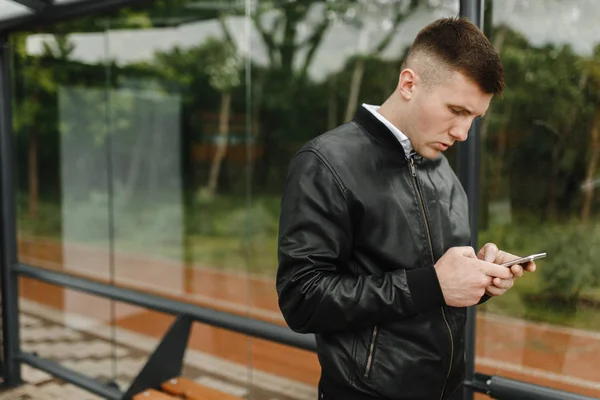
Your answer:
(480, 221), (600, 308)
(213, 203), (278, 238)
(533, 224), (600, 306)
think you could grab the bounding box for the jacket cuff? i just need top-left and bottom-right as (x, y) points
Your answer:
(406, 267), (446, 313)
(477, 293), (491, 305)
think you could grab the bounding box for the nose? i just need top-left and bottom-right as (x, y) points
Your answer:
(449, 119), (472, 142)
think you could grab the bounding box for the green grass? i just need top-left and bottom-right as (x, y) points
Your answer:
(111, 233), (279, 275)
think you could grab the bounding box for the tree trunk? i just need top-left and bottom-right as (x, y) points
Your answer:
(28, 129), (38, 218)
(344, 58), (366, 122)
(581, 109), (600, 223)
(545, 146), (560, 220)
(479, 23), (508, 227)
(206, 91), (232, 198)
(328, 76), (338, 130)
(491, 128), (508, 199)
(547, 73), (588, 219)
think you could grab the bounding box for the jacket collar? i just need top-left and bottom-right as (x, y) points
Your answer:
(352, 106), (430, 164)
(352, 106), (409, 156)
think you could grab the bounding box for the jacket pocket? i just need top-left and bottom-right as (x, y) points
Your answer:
(352, 316), (448, 399)
(363, 325), (379, 379)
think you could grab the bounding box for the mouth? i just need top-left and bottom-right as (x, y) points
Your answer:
(437, 143), (450, 151)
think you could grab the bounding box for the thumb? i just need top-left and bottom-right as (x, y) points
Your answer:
(458, 246), (477, 258)
(479, 243), (498, 263)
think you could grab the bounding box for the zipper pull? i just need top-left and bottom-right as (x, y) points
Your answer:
(409, 157), (417, 177)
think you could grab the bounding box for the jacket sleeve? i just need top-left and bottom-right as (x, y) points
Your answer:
(478, 294), (491, 305)
(276, 149), (446, 334)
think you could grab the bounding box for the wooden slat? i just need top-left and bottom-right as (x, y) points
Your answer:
(133, 388), (179, 399)
(162, 377), (243, 400)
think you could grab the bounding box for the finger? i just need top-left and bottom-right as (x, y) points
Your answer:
(485, 286), (506, 297)
(459, 246), (477, 258)
(482, 262), (514, 279)
(493, 277), (514, 289)
(478, 242), (499, 262)
(510, 264), (524, 278)
(484, 275), (494, 287)
(496, 251), (521, 266)
(524, 261), (536, 272)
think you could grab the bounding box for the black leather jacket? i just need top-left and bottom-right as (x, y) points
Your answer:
(276, 106), (472, 400)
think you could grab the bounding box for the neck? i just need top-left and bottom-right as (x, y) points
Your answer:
(377, 92), (412, 138)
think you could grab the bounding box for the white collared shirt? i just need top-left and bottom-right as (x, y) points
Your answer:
(362, 103), (414, 158)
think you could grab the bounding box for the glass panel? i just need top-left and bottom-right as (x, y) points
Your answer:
(12, 17), (120, 391)
(477, 0), (600, 397)
(8, 0), (503, 399)
(14, 1), (256, 397)
(12, 23), (119, 280)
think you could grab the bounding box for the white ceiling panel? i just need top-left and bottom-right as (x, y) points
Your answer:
(0, 0), (33, 22)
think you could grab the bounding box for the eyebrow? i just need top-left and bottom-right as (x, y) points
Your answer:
(450, 105), (485, 118)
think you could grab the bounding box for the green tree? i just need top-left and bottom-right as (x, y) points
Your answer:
(580, 44), (600, 223)
(200, 38), (243, 199)
(486, 29), (590, 221)
(340, 0), (418, 122)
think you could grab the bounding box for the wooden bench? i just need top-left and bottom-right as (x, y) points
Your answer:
(133, 376), (243, 400)
(124, 316), (245, 400)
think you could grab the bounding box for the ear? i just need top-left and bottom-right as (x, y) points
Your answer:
(398, 68), (416, 100)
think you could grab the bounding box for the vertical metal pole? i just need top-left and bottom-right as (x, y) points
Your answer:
(458, 1), (484, 400)
(0, 34), (22, 387)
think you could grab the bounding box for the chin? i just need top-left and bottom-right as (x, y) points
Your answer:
(418, 149), (440, 160)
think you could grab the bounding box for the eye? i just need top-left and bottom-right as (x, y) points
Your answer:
(450, 107), (461, 115)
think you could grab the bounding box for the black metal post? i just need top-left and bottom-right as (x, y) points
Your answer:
(10, 0), (54, 12)
(458, 1), (484, 400)
(0, 34), (22, 387)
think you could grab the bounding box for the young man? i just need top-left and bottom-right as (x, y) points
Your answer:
(276, 17), (536, 400)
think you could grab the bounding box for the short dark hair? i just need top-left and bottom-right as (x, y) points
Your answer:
(405, 17), (505, 94)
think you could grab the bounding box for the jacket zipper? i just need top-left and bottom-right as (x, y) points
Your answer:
(364, 325), (378, 378)
(409, 157), (454, 400)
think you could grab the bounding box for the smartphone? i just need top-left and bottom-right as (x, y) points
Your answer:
(500, 252), (547, 268)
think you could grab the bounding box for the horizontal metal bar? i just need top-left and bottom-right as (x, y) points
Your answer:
(17, 352), (122, 400)
(463, 373), (490, 394)
(10, 0), (53, 12)
(0, 0), (147, 34)
(465, 373), (599, 400)
(14, 263), (317, 352)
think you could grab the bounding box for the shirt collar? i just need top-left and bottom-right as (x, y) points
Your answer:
(361, 103), (414, 158)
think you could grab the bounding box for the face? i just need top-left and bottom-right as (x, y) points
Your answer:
(400, 69), (493, 159)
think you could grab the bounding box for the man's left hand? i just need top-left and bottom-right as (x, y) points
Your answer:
(477, 242), (537, 297)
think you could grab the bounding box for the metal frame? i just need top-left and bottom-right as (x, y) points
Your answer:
(0, 0), (148, 34)
(0, 0), (597, 399)
(10, 0), (53, 12)
(457, 4), (484, 400)
(16, 352), (122, 399)
(120, 315), (192, 399)
(14, 263), (316, 352)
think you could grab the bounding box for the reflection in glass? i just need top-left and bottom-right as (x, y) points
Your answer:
(58, 85), (184, 288)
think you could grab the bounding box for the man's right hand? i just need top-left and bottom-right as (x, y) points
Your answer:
(434, 246), (514, 307)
